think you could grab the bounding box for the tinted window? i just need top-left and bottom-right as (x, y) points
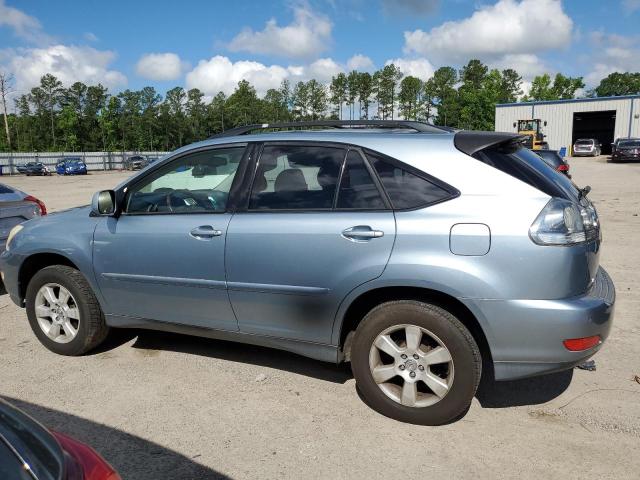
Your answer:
(336, 150), (385, 209)
(474, 145), (578, 201)
(126, 146), (244, 213)
(368, 152), (452, 209)
(536, 150), (563, 168)
(250, 145), (344, 210)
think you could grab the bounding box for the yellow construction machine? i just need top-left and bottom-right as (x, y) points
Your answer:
(516, 119), (548, 150)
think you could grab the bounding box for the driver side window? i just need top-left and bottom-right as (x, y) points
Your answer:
(126, 146), (245, 214)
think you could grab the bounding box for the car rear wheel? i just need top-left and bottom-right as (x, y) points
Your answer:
(26, 265), (109, 356)
(351, 301), (481, 425)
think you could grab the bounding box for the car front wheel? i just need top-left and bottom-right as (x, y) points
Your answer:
(351, 301), (481, 425)
(25, 265), (109, 356)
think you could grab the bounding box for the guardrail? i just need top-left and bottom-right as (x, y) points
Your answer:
(0, 151), (169, 175)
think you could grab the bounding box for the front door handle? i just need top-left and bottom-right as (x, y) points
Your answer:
(190, 225), (222, 239)
(342, 226), (384, 242)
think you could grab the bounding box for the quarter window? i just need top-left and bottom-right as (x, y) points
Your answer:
(126, 146), (244, 213)
(367, 151), (452, 209)
(249, 145), (345, 210)
(336, 150), (385, 209)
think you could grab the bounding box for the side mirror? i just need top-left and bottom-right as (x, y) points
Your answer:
(91, 190), (116, 216)
(543, 121), (547, 126)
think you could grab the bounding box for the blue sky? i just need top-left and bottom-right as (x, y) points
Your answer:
(1, 0), (639, 100)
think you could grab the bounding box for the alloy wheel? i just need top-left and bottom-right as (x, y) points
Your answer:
(369, 324), (454, 408)
(34, 283), (81, 344)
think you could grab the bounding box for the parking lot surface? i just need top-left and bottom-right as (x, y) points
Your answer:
(1, 158), (639, 479)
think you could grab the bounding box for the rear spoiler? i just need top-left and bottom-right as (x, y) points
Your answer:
(454, 131), (527, 156)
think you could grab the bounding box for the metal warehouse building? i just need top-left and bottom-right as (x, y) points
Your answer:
(495, 95), (640, 154)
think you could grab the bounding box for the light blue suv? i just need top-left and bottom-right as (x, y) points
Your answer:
(0, 121), (615, 425)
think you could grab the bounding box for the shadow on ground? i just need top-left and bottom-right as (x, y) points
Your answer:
(101, 329), (573, 410)
(97, 328), (353, 384)
(476, 368), (573, 408)
(2, 396), (230, 480)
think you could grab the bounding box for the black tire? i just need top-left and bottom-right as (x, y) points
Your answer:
(351, 301), (481, 425)
(25, 265), (109, 355)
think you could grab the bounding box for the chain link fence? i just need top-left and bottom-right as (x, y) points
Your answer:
(0, 151), (169, 175)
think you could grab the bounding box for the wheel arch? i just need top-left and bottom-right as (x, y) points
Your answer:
(336, 286), (494, 369)
(18, 252), (80, 302)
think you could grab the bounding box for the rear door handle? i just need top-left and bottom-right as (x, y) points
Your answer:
(190, 225), (222, 239)
(342, 226), (384, 242)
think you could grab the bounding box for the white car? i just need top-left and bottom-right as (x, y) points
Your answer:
(573, 138), (601, 157)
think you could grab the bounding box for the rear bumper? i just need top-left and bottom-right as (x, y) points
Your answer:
(612, 154), (640, 161)
(470, 267), (615, 381)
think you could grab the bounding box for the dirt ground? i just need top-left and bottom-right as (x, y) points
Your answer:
(1, 157), (639, 480)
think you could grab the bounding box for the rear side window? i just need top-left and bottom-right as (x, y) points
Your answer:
(250, 145), (344, 210)
(473, 145), (578, 201)
(336, 150), (385, 209)
(367, 151), (453, 209)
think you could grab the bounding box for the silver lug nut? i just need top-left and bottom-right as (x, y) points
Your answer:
(413, 354), (419, 360)
(399, 364), (405, 370)
(409, 371), (416, 378)
(401, 354), (407, 359)
(418, 365), (424, 371)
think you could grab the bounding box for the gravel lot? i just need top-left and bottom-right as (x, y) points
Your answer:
(1, 157), (639, 480)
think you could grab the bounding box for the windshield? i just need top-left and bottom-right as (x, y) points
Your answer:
(619, 140), (640, 148)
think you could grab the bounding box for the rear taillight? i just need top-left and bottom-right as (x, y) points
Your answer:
(24, 195), (47, 215)
(52, 431), (121, 480)
(529, 198), (599, 246)
(563, 335), (601, 351)
(556, 164), (569, 172)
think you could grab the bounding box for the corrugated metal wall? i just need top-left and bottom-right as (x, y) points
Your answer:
(495, 97), (640, 152)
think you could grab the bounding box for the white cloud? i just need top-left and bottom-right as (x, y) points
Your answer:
(186, 55), (293, 96)
(386, 57), (434, 80)
(3, 45), (127, 92)
(490, 53), (547, 80)
(0, 0), (53, 45)
(347, 54), (374, 71)
(305, 57), (343, 82)
(227, 5), (332, 59)
(136, 52), (188, 81)
(403, 0), (572, 62)
(583, 32), (640, 86)
(185, 55), (351, 97)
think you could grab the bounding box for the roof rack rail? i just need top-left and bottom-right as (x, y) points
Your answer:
(209, 120), (452, 138)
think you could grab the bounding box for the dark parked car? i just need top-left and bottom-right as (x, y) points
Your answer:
(17, 162), (51, 176)
(0, 399), (121, 480)
(610, 138), (640, 163)
(533, 149), (571, 177)
(56, 158), (87, 175)
(123, 155), (147, 171)
(0, 183), (46, 255)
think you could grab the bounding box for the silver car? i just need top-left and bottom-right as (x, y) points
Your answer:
(0, 121), (614, 425)
(573, 138), (602, 156)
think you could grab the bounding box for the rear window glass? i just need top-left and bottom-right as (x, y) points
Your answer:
(619, 140), (640, 148)
(367, 151), (453, 209)
(575, 140), (593, 145)
(336, 150), (385, 210)
(474, 145), (577, 200)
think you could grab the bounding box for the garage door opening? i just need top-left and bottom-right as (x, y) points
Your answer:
(572, 110), (616, 155)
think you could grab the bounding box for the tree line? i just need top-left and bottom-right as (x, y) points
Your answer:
(0, 60), (638, 153)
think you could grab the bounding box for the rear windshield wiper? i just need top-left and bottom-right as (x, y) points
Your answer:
(578, 185), (591, 200)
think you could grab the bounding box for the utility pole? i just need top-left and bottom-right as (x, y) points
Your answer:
(0, 72), (14, 150)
